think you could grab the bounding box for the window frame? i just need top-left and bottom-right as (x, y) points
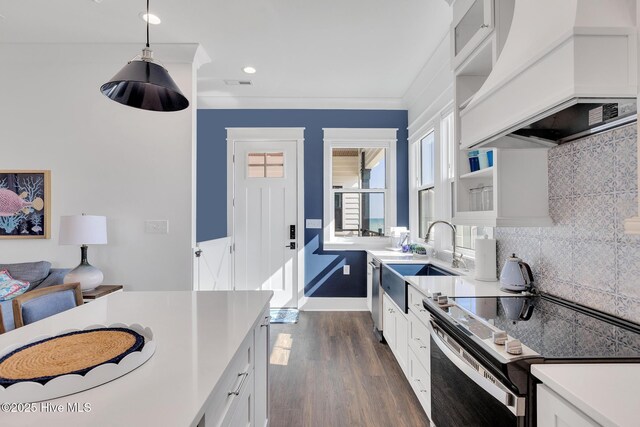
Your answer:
(323, 128), (397, 250)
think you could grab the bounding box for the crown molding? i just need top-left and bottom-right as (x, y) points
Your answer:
(197, 95), (406, 110)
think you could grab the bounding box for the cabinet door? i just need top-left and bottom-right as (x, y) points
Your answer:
(254, 311), (270, 427)
(383, 294), (395, 350)
(408, 348), (432, 420)
(537, 385), (599, 427)
(396, 309), (408, 373)
(224, 371), (254, 427)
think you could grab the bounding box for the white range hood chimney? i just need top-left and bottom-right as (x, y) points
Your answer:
(460, 0), (637, 148)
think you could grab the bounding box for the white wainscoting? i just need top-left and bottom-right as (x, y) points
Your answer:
(195, 237), (232, 291)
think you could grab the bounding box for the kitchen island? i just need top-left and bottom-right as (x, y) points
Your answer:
(0, 290), (273, 427)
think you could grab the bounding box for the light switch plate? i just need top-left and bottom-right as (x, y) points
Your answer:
(145, 220), (169, 234)
(343, 265), (350, 275)
(306, 219), (322, 229)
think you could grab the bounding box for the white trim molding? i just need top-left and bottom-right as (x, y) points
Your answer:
(299, 297), (369, 311)
(226, 127), (306, 308)
(322, 128), (398, 251)
(197, 96), (406, 110)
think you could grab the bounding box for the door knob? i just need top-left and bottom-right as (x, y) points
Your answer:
(285, 242), (296, 249)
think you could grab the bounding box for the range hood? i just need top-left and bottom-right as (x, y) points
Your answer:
(460, 0), (637, 148)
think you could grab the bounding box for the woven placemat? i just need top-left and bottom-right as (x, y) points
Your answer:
(0, 328), (145, 387)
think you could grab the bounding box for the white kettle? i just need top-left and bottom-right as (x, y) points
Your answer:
(499, 253), (534, 292)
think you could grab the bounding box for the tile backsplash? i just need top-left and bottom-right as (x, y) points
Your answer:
(495, 123), (640, 324)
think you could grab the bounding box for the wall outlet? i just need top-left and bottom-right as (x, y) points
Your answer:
(145, 220), (169, 234)
(343, 265), (350, 275)
(306, 219), (322, 229)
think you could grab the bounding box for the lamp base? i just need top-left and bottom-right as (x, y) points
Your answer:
(64, 263), (104, 292)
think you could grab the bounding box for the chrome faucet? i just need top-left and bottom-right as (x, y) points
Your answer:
(424, 220), (465, 269)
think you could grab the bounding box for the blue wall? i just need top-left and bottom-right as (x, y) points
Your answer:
(197, 109), (408, 298)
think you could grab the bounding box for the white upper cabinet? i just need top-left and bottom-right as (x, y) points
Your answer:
(452, 0), (494, 70)
(458, 0), (636, 149)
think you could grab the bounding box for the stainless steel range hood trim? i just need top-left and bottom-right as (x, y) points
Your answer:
(466, 98), (578, 149)
(466, 98), (637, 149)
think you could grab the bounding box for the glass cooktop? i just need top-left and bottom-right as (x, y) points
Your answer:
(440, 295), (640, 360)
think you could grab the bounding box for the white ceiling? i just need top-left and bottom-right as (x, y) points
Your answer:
(0, 0), (451, 105)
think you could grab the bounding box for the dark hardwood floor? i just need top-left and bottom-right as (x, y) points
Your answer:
(269, 311), (430, 427)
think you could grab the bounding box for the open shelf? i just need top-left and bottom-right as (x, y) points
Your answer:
(459, 167), (494, 180)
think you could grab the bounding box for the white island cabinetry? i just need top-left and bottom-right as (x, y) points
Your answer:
(0, 291), (273, 427)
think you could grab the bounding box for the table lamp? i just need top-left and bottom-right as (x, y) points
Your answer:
(59, 214), (108, 291)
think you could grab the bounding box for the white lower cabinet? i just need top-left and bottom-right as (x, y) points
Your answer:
(408, 348), (432, 420)
(382, 293), (408, 373)
(254, 310), (270, 427)
(537, 384), (600, 427)
(383, 285), (432, 424)
(203, 308), (270, 427)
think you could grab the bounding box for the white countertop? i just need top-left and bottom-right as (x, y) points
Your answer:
(368, 249), (514, 298)
(0, 290), (273, 427)
(532, 364), (640, 427)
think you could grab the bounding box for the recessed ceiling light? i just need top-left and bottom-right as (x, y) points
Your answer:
(139, 12), (161, 25)
(243, 66), (257, 74)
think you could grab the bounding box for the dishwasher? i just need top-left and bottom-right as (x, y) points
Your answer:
(369, 258), (384, 342)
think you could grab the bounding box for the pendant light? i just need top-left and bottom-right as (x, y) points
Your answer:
(100, 0), (189, 112)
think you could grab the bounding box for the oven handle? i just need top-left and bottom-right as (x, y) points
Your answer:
(428, 320), (525, 417)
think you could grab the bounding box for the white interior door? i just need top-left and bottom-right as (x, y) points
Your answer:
(233, 139), (298, 308)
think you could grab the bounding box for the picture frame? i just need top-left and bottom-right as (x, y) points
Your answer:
(0, 170), (51, 239)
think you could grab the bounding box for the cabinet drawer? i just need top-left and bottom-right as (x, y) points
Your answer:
(408, 347), (431, 420)
(408, 285), (428, 313)
(408, 310), (431, 373)
(205, 331), (254, 427)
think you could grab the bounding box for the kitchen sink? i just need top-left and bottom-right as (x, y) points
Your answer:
(385, 263), (457, 277)
(381, 263), (457, 313)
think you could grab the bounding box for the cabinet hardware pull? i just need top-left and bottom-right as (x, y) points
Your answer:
(415, 378), (427, 393)
(228, 372), (249, 396)
(261, 316), (270, 327)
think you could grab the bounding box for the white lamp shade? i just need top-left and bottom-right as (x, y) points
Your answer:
(59, 215), (108, 245)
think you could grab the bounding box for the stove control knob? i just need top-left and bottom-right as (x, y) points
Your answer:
(493, 331), (508, 345)
(437, 295), (448, 305)
(505, 339), (523, 355)
(432, 292), (441, 301)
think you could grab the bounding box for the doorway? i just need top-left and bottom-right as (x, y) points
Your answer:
(227, 128), (304, 308)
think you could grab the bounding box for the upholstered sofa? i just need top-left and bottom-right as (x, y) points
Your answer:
(0, 261), (70, 332)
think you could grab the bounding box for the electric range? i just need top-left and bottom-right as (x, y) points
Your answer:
(422, 292), (640, 427)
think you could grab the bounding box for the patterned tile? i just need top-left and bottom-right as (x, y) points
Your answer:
(539, 238), (573, 283)
(572, 286), (617, 318)
(614, 294), (640, 324)
(616, 241), (640, 301)
(614, 191), (639, 241)
(573, 240), (616, 293)
(495, 124), (639, 322)
(548, 154), (573, 199)
(613, 125), (638, 193)
(573, 194), (616, 242)
(543, 197), (575, 240)
(573, 137), (615, 195)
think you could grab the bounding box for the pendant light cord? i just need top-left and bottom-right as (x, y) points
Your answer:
(146, 0), (150, 48)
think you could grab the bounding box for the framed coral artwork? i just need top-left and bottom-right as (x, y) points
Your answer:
(0, 170), (51, 239)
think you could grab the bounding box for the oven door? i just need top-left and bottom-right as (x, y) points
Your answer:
(429, 320), (525, 427)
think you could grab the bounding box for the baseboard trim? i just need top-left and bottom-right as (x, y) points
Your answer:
(298, 297), (369, 311)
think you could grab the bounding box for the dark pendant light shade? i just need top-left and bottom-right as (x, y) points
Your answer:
(100, 56), (189, 112)
(100, 0), (189, 112)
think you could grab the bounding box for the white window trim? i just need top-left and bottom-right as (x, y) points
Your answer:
(323, 128), (397, 251)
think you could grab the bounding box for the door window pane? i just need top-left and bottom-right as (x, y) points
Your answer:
(420, 132), (435, 187)
(334, 192), (385, 237)
(247, 152), (284, 178)
(332, 148), (386, 189)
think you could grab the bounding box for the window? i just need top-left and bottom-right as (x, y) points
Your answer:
(323, 128), (397, 248)
(417, 130), (436, 241)
(247, 152), (284, 178)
